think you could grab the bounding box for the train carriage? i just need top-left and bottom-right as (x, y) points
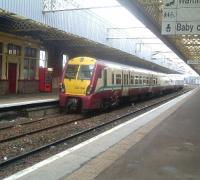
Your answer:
(59, 57), (184, 112)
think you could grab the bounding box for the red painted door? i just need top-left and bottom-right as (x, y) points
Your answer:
(8, 63), (17, 93)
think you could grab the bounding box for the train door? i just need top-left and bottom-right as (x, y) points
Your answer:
(122, 70), (129, 96)
(8, 63), (17, 93)
(103, 68), (107, 87)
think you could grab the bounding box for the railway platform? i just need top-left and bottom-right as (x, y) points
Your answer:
(0, 91), (59, 109)
(4, 88), (200, 180)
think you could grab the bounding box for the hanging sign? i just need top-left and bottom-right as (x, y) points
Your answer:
(162, 0), (200, 35)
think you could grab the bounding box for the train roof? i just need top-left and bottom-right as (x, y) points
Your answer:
(96, 59), (165, 76)
(69, 57), (182, 78)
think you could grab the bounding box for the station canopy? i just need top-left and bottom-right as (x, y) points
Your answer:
(117, 0), (200, 75)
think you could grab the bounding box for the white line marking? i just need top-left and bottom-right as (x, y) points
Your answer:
(0, 99), (58, 108)
(4, 90), (193, 180)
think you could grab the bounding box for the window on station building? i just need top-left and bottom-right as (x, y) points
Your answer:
(63, 54), (68, 69)
(0, 43), (2, 79)
(25, 47), (36, 57)
(40, 50), (47, 68)
(24, 47), (37, 80)
(0, 43), (2, 54)
(7, 44), (21, 56)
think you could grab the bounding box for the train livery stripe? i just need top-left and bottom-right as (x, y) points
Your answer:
(95, 85), (167, 93)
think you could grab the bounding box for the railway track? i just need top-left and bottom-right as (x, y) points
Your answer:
(0, 89), (190, 169)
(0, 115), (86, 144)
(0, 101), (59, 124)
(0, 115), (55, 131)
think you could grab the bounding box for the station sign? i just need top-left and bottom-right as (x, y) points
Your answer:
(162, 21), (200, 35)
(43, 0), (120, 12)
(162, 0), (200, 35)
(187, 60), (200, 64)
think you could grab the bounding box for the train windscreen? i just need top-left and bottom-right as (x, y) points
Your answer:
(78, 65), (94, 80)
(65, 65), (79, 79)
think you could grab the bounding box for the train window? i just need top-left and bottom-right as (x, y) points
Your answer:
(135, 76), (138, 84)
(150, 77), (153, 85)
(152, 78), (154, 85)
(126, 74), (129, 84)
(78, 65), (94, 80)
(112, 73), (114, 84)
(153, 78), (156, 85)
(116, 74), (122, 85)
(146, 77), (149, 85)
(155, 78), (158, 85)
(130, 75), (134, 84)
(143, 76), (146, 85)
(124, 74), (128, 85)
(65, 64), (79, 79)
(139, 76), (142, 84)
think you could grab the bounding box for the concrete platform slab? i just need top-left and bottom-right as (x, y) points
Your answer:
(0, 91), (58, 108)
(94, 88), (200, 180)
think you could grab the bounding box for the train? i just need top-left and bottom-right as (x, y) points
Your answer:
(59, 56), (184, 112)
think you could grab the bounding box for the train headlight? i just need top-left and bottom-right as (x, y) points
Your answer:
(86, 85), (93, 95)
(60, 83), (65, 93)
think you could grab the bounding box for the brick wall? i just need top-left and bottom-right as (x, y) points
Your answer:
(18, 80), (39, 93)
(0, 80), (8, 95)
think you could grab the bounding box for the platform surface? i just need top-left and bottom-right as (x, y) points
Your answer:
(4, 89), (199, 180)
(0, 91), (59, 108)
(93, 88), (200, 180)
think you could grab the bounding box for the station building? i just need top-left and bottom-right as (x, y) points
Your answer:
(0, 31), (64, 95)
(0, 32), (44, 95)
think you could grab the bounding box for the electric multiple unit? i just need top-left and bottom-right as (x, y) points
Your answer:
(59, 57), (184, 112)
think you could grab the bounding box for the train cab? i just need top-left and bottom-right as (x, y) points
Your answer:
(59, 57), (97, 111)
(59, 56), (184, 113)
